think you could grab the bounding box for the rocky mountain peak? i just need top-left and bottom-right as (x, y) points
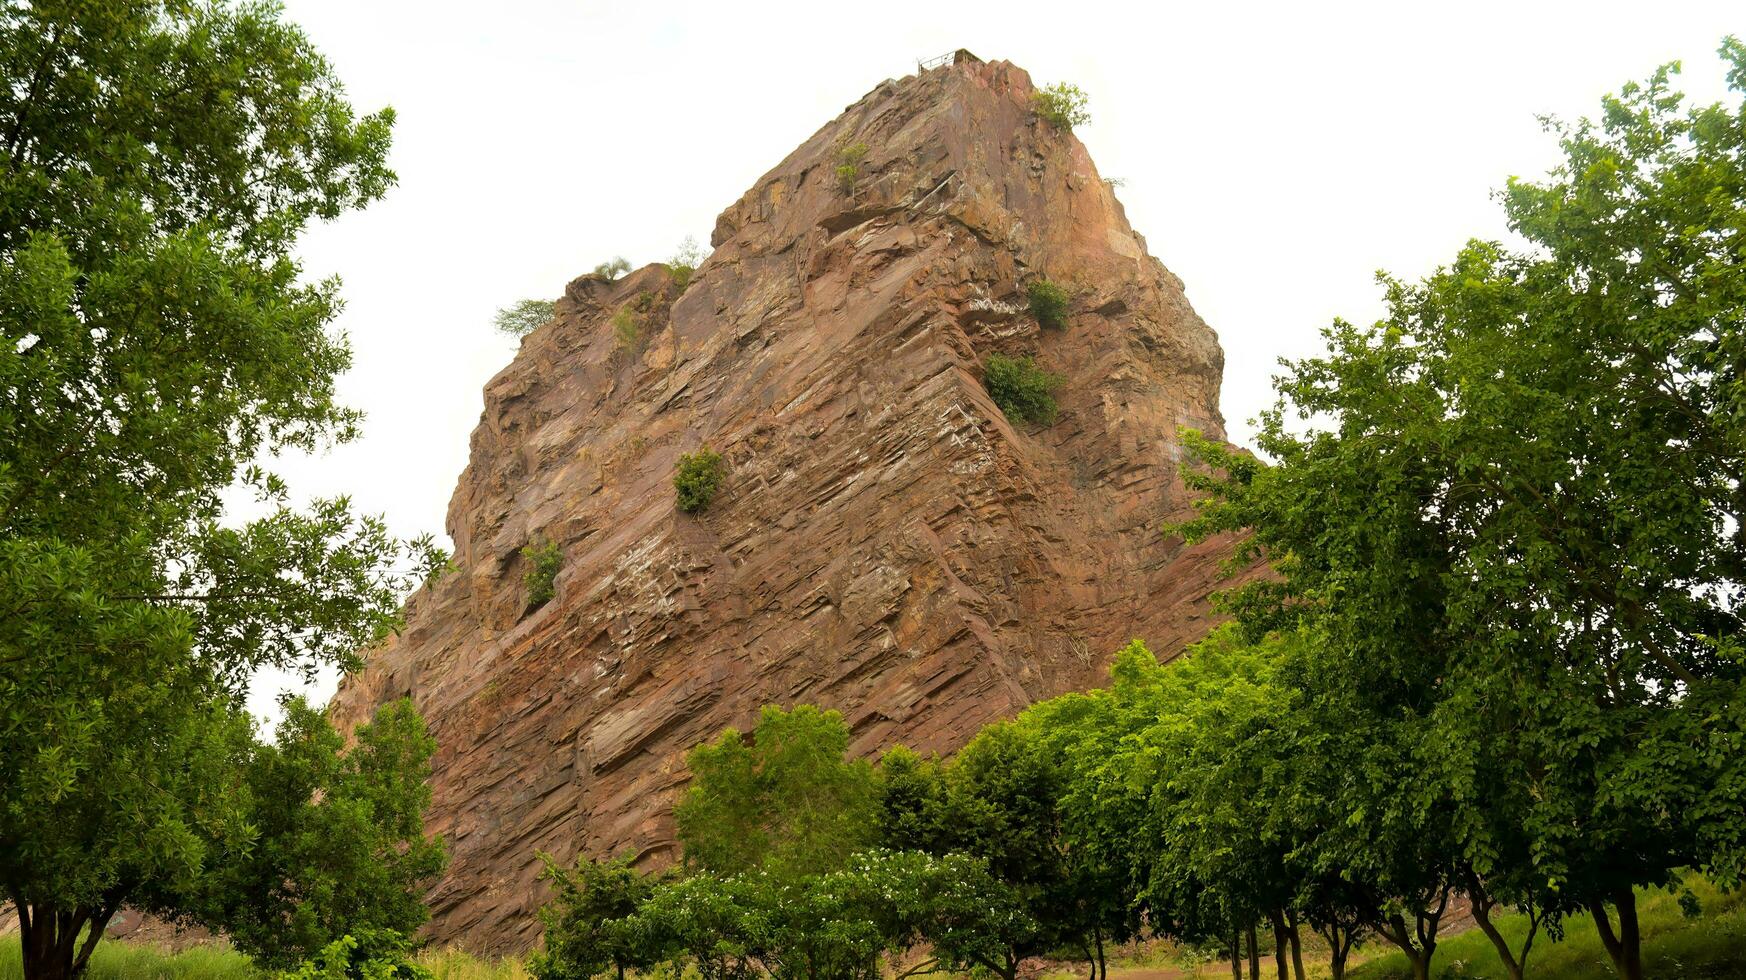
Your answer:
(330, 53), (1244, 953)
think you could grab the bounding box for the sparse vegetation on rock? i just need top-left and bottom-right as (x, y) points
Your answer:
(666, 237), (705, 290)
(593, 257), (632, 280)
(835, 142), (869, 194)
(1032, 82), (1090, 131)
(983, 353), (1064, 426)
(521, 538), (563, 609)
(496, 298), (557, 337)
(1026, 279), (1070, 329)
(673, 447), (725, 513)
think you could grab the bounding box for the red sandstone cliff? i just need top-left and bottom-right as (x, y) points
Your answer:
(330, 51), (1246, 953)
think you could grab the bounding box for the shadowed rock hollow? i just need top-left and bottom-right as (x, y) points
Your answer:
(330, 50), (1249, 953)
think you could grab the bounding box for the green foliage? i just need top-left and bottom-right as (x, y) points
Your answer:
(592, 257), (631, 280)
(675, 705), (876, 881)
(521, 538), (563, 610)
(188, 699), (445, 968)
(1350, 880), (1746, 980)
(666, 237), (705, 290)
(495, 299), (557, 337)
(982, 353), (1064, 426)
(673, 447), (726, 514)
(1167, 42), (1746, 980)
(529, 855), (668, 980)
(1026, 279), (1070, 329)
(1031, 83), (1090, 131)
(0, 3), (445, 978)
(277, 930), (432, 980)
(835, 142), (869, 195)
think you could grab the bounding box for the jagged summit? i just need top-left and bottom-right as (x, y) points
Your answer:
(331, 56), (1244, 952)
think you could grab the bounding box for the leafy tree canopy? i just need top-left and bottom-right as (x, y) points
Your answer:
(0, 3), (444, 978)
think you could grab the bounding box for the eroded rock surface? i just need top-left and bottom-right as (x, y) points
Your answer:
(330, 51), (1248, 953)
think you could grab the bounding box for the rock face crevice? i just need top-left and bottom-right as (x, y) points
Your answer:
(331, 51), (1245, 953)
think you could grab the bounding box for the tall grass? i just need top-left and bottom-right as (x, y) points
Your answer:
(0, 937), (259, 980)
(1350, 878), (1746, 980)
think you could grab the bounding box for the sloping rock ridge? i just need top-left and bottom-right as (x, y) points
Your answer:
(330, 51), (1248, 953)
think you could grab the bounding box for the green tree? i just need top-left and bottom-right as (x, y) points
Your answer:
(0, 4), (443, 978)
(530, 854), (668, 980)
(187, 698), (446, 969)
(675, 705), (877, 881)
(495, 299), (557, 337)
(982, 353), (1064, 426)
(620, 873), (760, 980)
(1174, 43), (1746, 980)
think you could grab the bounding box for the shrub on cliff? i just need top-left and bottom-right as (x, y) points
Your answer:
(495, 298), (557, 337)
(673, 447), (726, 514)
(593, 257), (631, 280)
(522, 538), (563, 609)
(836, 141), (869, 195)
(983, 353), (1064, 426)
(1026, 279), (1070, 329)
(666, 237), (705, 290)
(1032, 83), (1090, 131)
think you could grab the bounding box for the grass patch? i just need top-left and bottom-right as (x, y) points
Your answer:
(418, 947), (530, 980)
(0, 939), (533, 980)
(0, 937), (260, 980)
(1351, 879), (1746, 979)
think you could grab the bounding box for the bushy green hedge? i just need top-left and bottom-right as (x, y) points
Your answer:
(674, 447), (725, 513)
(983, 353), (1065, 426)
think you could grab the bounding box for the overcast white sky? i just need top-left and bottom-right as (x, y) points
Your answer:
(247, 0), (1744, 723)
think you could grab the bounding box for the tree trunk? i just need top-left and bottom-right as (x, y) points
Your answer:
(19, 903), (85, 980)
(1094, 926), (1107, 980)
(1380, 913), (1432, 980)
(1591, 891), (1643, 980)
(1267, 909), (1289, 980)
(1230, 931), (1241, 980)
(1247, 922), (1261, 980)
(1470, 893), (1534, 980)
(1285, 909), (1306, 980)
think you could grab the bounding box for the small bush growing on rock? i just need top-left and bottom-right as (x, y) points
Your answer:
(1032, 82), (1090, 131)
(666, 236), (705, 290)
(836, 141), (869, 194)
(674, 447), (725, 513)
(593, 256), (631, 280)
(983, 352), (1065, 426)
(522, 538), (563, 610)
(1026, 279), (1070, 329)
(494, 298), (556, 337)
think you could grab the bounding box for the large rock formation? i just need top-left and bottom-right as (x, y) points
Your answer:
(330, 51), (1245, 953)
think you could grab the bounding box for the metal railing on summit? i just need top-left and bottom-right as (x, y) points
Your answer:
(916, 52), (955, 73)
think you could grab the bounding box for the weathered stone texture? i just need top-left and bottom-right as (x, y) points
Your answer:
(330, 52), (1246, 953)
